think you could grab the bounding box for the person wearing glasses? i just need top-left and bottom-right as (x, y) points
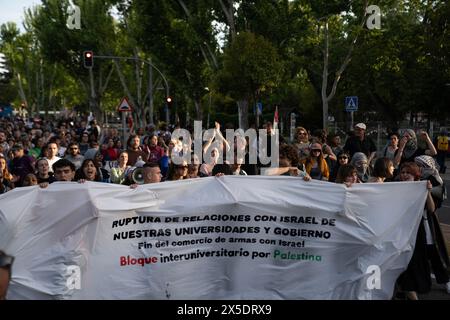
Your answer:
(64, 142), (84, 170)
(301, 142), (329, 181)
(0, 251), (14, 300)
(329, 151), (350, 182)
(294, 127), (310, 162)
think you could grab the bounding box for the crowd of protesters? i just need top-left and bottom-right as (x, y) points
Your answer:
(0, 113), (449, 300)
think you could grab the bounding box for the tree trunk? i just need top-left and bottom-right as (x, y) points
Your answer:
(16, 73), (28, 112)
(321, 21), (329, 130)
(320, 0), (369, 130)
(219, 0), (236, 41)
(237, 100), (249, 130)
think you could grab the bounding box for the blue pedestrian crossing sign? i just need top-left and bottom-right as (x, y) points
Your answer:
(256, 102), (263, 115)
(345, 96), (358, 112)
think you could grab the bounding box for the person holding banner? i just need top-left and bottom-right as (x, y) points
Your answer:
(350, 152), (371, 183)
(329, 151), (350, 182)
(262, 144), (310, 180)
(110, 151), (131, 184)
(168, 160), (189, 181)
(0, 251), (14, 300)
(396, 162), (435, 300)
(335, 164), (360, 187)
(368, 157), (395, 183)
(414, 156), (450, 294)
(187, 154), (201, 179)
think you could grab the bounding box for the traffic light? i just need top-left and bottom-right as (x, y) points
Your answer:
(83, 51), (94, 68)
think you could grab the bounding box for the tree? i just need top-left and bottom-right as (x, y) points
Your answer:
(216, 31), (284, 129)
(133, 0), (217, 122)
(31, 0), (118, 119)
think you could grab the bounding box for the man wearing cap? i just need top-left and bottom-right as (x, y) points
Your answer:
(343, 123), (377, 164)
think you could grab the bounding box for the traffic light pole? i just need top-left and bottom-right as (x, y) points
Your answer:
(88, 67), (95, 113)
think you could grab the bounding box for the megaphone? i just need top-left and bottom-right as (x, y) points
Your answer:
(131, 167), (145, 184)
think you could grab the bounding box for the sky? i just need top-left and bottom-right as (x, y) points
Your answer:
(0, 0), (41, 31)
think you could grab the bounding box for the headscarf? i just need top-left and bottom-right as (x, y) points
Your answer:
(350, 152), (369, 182)
(403, 129), (418, 160)
(414, 155), (443, 185)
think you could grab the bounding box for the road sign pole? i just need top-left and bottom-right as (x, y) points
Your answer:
(256, 109), (260, 130)
(122, 112), (126, 148)
(350, 111), (354, 131)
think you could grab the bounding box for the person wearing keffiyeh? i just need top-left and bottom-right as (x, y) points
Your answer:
(415, 155), (443, 185)
(395, 129), (437, 167)
(414, 155), (450, 294)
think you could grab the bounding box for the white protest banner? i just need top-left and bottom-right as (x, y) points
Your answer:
(0, 177), (427, 299)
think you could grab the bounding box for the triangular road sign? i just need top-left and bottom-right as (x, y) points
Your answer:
(117, 97), (133, 112)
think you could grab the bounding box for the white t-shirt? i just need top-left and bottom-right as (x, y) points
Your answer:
(46, 156), (62, 173)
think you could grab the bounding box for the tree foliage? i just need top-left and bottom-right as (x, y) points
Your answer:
(0, 0), (448, 129)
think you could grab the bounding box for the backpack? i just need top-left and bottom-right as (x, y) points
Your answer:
(437, 135), (448, 151)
